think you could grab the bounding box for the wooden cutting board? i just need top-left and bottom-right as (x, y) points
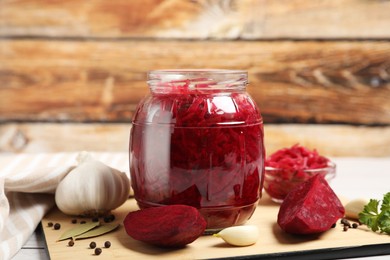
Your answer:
(42, 196), (390, 260)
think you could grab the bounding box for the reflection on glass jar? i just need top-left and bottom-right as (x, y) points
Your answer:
(130, 69), (265, 231)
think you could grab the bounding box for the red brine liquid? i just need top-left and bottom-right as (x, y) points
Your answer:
(130, 71), (265, 230)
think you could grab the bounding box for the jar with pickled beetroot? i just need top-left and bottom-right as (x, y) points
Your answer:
(129, 69), (265, 231)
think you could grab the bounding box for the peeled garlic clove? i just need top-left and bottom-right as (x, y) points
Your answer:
(213, 225), (259, 246)
(55, 152), (130, 216)
(344, 198), (369, 220)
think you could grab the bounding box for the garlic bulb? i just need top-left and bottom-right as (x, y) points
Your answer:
(55, 152), (130, 216)
(213, 225), (259, 246)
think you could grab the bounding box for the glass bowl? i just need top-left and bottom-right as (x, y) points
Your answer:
(263, 161), (336, 203)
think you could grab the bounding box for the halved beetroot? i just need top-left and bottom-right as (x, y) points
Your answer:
(123, 205), (207, 247)
(277, 174), (345, 234)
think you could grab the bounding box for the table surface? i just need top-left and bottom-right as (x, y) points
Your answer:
(11, 157), (390, 260)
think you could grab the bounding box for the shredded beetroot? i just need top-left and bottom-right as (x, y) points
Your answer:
(130, 79), (265, 229)
(264, 144), (332, 201)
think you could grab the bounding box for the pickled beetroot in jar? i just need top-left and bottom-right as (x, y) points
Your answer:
(129, 69), (265, 231)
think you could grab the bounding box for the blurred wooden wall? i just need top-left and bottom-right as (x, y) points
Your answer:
(0, 0), (389, 156)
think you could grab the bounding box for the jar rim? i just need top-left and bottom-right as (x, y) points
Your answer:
(147, 69), (248, 91)
(148, 69), (247, 76)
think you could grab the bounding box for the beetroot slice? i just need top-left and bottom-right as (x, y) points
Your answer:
(123, 205), (207, 247)
(277, 174), (345, 234)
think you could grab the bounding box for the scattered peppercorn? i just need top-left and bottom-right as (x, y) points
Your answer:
(80, 220), (86, 224)
(54, 223), (61, 230)
(94, 248), (102, 255)
(104, 241), (111, 248)
(352, 223), (358, 229)
(68, 240), (74, 247)
(89, 241), (96, 249)
(103, 214), (115, 223)
(71, 219), (77, 224)
(341, 218), (351, 228)
(47, 222), (53, 227)
(343, 226), (349, 232)
(331, 223), (336, 228)
(92, 217), (99, 222)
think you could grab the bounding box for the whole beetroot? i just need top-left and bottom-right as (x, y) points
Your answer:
(123, 205), (207, 247)
(277, 174), (345, 235)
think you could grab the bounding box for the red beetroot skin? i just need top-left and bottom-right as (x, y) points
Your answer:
(277, 174), (345, 234)
(123, 205), (207, 247)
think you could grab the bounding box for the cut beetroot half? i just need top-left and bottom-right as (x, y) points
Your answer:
(123, 205), (207, 247)
(277, 174), (345, 235)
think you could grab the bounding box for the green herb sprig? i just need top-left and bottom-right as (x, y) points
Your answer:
(358, 192), (390, 234)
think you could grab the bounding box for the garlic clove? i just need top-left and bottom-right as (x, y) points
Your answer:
(213, 225), (259, 246)
(55, 152), (130, 217)
(344, 198), (369, 220)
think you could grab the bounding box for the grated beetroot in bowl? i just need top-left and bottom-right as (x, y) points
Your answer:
(264, 144), (333, 201)
(265, 144), (329, 174)
(130, 76), (265, 229)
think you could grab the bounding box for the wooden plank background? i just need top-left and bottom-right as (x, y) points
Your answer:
(0, 0), (390, 156)
(1, 0), (390, 39)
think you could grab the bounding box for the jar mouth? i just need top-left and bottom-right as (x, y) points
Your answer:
(148, 69), (248, 91)
(148, 69), (247, 75)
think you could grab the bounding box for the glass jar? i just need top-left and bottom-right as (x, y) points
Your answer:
(129, 69), (265, 231)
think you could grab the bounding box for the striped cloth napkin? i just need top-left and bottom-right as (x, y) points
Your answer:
(0, 152), (129, 260)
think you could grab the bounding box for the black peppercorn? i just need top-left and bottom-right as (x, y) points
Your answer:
(92, 217), (99, 222)
(80, 220), (86, 224)
(71, 219), (77, 224)
(54, 223), (61, 230)
(341, 218), (351, 228)
(331, 223), (336, 228)
(343, 226), (349, 232)
(94, 248), (102, 255)
(104, 241), (111, 248)
(47, 222), (53, 227)
(68, 240), (74, 247)
(89, 241), (96, 249)
(103, 214), (115, 223)
(352, 223), (358, 229)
